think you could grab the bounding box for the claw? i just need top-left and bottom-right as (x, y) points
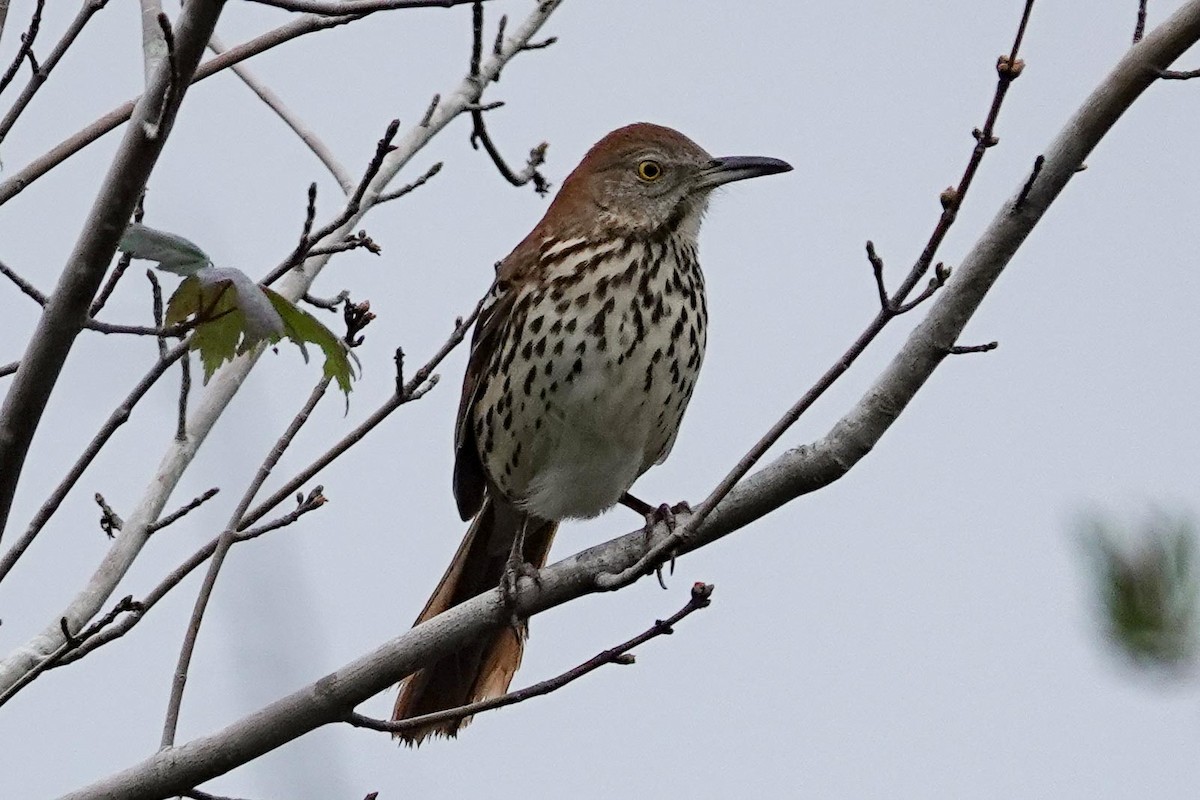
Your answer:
(500, 519), (540, 629)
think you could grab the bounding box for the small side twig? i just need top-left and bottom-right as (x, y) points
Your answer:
(1158, 66), (1200, 79)
(50, 489), (323, 673)
(346, 582), (714, 735)
(162, 375), (333, 748)
(0, 595), (142, 710)
(596, 0), (1037, 590)
(1014, 154), (1045, 211)
(376, 161), (443, 204)
(148, 269), (167, 358)
(148, 488), (219, 534)
(208, 33), (353, 193)
(302, 289), (350, 311)
(466, 1), (550, 194)
(0, 0), (43, 98)
(947, 341), (999, 355)
(239, 298), (485, 530)
(1134, 0), (1149, 43)
(0, 344), (188, 585)
(0, 0), (111, 146)
(262, 120), (400, 286)
(0, 361), (17, 379)
(176, 351), (191, 441)
(0, 257), (47, 304)
(91, 195), (145, 316)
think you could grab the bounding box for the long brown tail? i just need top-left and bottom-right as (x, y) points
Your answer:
(391, 497), (556, 744)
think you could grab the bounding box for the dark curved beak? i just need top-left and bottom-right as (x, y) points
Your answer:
(695, 155), (792, 190)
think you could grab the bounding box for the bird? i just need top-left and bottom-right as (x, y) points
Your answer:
(392, 123), (791, 743)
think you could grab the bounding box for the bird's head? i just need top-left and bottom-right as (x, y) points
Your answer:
(546, 122), (792, 242)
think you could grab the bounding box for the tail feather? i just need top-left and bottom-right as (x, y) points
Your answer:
(392, 498), (556, 744)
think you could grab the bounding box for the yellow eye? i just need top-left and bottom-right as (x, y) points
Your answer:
(637, 160), (663, 181)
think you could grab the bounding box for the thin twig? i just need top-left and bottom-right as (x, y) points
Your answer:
(148, 488), (219, 533)
(0, 596), (142, 709)
(302, 290), (350, 311)
(596, 0), (1038, 590)
(467, 1), (551, 194)
(0, 344), (187, 584)
(148, 269), (167, 358)
(177, 352), (191, 441)
(90, 195), (145, 316)
(0, 0), (42, 98)
(240, 299), (484, 530)
(208, 33), (353, 193)
(948, 341), (999, 355)
(347, 582), (714, 735)
(0, 0), (110, 145)
(1158, 66), (1200, 78)
(262, 120), (400, 286)
(0, 361), (16, 378)
(1014, 154), (1045, 210)
(376, 161), (443, 203)
(53, 491), (324, 671)
(0, 12), (369, 207)
(161, 377), (333, 748)
(420, 93), (439, 126)
(1135, 0), (1149, 43)
(250, 0), (484, 13)
(0, 257), (46, 304)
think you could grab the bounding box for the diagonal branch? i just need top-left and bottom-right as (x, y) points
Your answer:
(0, 0), (42, 98)
(0, 0), (564, 739)
(0, 12), (366, 206)
(0, 0), (228, 544)
(53, 5), (1200, 797)
(598, 0), (1035, 589)
(345, 582), (713, 735)
(208, 32), (353, 192)
(0, 0), (111, 145)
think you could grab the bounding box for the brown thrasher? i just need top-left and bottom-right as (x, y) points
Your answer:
(392, 123), (790, 742)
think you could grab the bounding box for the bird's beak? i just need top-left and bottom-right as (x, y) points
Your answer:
(695, 155), (792, 190)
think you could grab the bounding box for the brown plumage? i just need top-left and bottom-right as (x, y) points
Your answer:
(392, 123), (790, 743)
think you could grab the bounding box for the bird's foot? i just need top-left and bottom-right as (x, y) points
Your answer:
(635, 500), (693, 589)
(500, 540), (541, 629)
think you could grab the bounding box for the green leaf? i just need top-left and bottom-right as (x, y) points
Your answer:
(138, 224), (356, 396)
(264, 287), (357, 396)
(119, 223), (212, 275)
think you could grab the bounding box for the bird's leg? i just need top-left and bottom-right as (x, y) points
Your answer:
(620, 492), (693, 588)
(500, 516), (540, 627)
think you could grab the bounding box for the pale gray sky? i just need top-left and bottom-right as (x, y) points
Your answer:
(1, 1), (1199, 798)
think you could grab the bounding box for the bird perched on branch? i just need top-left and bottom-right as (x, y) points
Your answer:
(392, 123), (790, 743)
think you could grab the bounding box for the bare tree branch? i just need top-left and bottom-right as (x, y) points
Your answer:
(208, 32), (353, 192)
(0, 0), (42, 98)
(0, 12), (368, 206)
(0, 344), (187, 584)
(0, 0), (228, 543)
(598, 0), (1036, 589)
(0, 0), (110, 144)
(239, 298), (483, 531)
(346, 582), (713, 735)
(249, 0), (485, 13)
(54, 490), (325, 671)
(51, 4), (1200, 795)
(161, 377), (331, 748)
(0, 0), (562, 733)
